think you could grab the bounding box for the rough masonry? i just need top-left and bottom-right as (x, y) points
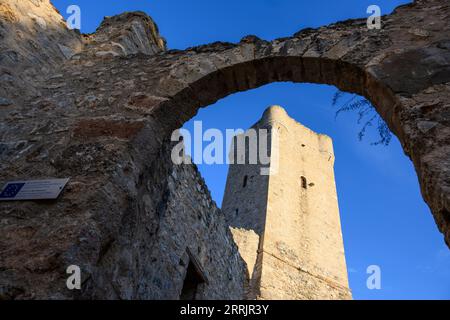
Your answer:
(0, 0), (449, 299)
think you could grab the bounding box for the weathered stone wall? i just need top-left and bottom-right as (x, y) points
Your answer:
(0, 139), (247, 299)
(140, 143), (246, 300)
(0, 0), (82, 108)
(222, 146), (269, 298)
(81, 142), (247, 300)
(261, 107), (350, 300)
(81, 11), (167, 58)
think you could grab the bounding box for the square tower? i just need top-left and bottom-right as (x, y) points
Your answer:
(222, 105), (352, 300)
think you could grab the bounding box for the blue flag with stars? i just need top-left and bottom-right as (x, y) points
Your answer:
(0, 183), (25, 199)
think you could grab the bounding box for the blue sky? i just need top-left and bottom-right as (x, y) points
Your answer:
(52, 0), (450, 299)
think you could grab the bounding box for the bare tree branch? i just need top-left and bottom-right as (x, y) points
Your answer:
(332, 90), (392, 146)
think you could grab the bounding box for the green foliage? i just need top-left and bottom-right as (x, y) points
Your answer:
(332, 90), (392, 146)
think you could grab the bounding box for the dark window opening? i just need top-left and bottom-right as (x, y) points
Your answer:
(301, 176), (308, 189)
(243, 175), (248, 188)
(180, 260), (205, 300)
(180, 249), (208, 300)
(235, 208), (239, 217)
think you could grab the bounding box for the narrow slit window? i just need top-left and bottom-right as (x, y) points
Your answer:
(301, 176), (308, 189)
(180, 249), (208, 300)
(243, 175), (248, 188)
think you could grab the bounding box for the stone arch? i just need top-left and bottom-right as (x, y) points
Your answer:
(157, 55), (397, 141)
(146, 37), (449, 248)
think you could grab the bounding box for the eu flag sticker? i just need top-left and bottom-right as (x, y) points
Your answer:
(0, 183), (25, 198)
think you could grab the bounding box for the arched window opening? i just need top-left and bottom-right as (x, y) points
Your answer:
(301, 176), (308, 189)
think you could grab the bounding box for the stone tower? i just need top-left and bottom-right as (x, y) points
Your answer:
(222, 105), (352, 300)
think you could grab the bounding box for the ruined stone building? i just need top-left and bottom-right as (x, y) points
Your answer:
(222, 106), (351, 300)
(0, 0), (449, 300)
